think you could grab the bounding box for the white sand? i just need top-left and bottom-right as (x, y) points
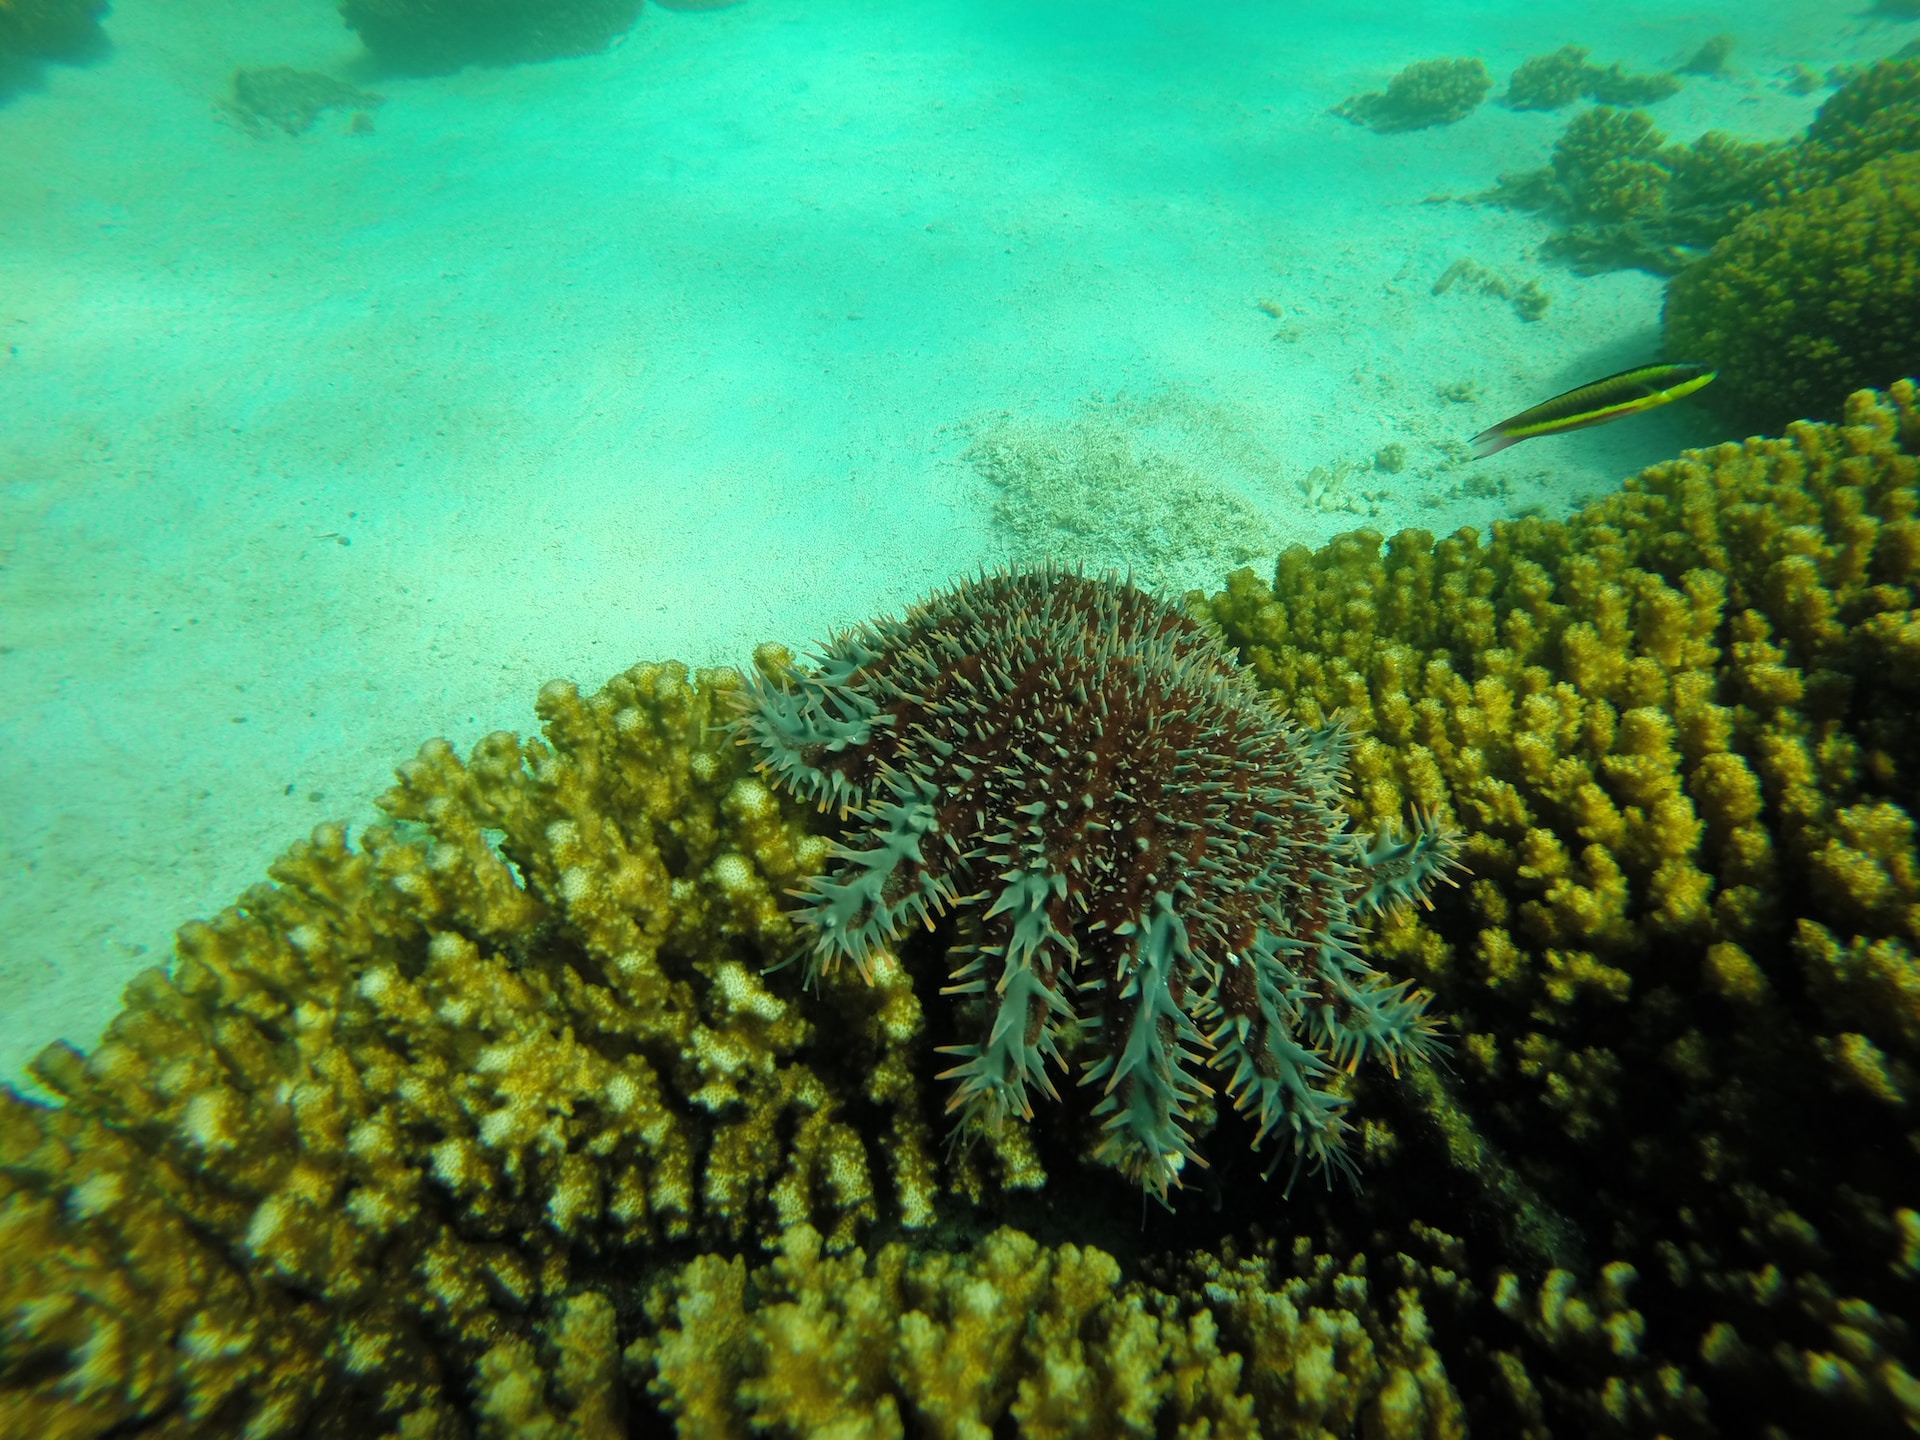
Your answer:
(1, 0), (1910, 1080)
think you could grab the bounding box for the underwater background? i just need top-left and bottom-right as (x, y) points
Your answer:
(4, 0), (1920, 1435)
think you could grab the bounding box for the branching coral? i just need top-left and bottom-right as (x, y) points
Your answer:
(1546, 107), (1672, 224)
(1501, 45), (1680, 111)
(0, 663), (940, 1435)
(639, 1221), (1468, 1439)
(9, 388), (1920, 1437)
(1484, 57), (1919, 280)
(1207, 379), (1920, 1436)
(1333, 58), (1492, 134)
(1665, 151), (1920, 431)
(1481, 106), (1783, 275)
(1782, 56), (1920, 195)
(1637, 57), (1920, 429)
(734, 568), (1458, 1199)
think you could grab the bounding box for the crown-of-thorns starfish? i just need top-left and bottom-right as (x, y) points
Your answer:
(735, 567), (1460, 1199)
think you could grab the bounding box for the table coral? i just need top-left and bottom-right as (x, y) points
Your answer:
(733, 568), (1458, 1200)
(1665, 149), (1920, 430)
(1332, 57), (1491, 134)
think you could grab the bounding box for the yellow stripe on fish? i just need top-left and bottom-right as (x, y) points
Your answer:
(1471, 362), (1716, 458)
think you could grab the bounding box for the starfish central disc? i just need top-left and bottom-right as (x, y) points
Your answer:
(736, 568), (1456, 1198)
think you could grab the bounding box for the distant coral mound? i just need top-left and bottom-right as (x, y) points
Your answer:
(338, 0), (641, 71)
(1480, 56), (1918, 280)
(1501, 43), (1682, 111)
(0, 0), (107, 60)
(1332, 57), (1491, 134)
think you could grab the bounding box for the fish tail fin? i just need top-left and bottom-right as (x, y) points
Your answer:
(1470, 426), (1516, 459)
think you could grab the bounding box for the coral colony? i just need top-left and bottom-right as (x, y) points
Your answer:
(5, 387), (1919, 1433)
(736, 567), (1459, 1197)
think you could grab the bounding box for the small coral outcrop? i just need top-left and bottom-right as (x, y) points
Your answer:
(1664, 149), (1920, 430)
(735, 568), (1457, 1198)
(1481, 105), (1784, 274)
(1333, 57), (1492, 134)
(1582, 60), (1682, 107)
(1502, 44), (1681, 111)
(1502, 45), (1593, 110)
(1678, 33), (1736, 79)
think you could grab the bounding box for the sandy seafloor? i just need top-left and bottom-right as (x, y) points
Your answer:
(1, 0), (1914, 1080)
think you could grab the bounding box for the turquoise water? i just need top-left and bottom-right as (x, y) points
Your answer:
(0, 1), (1908, 1075)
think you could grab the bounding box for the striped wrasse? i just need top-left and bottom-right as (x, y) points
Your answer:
(1471, 362), (1716, 458)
